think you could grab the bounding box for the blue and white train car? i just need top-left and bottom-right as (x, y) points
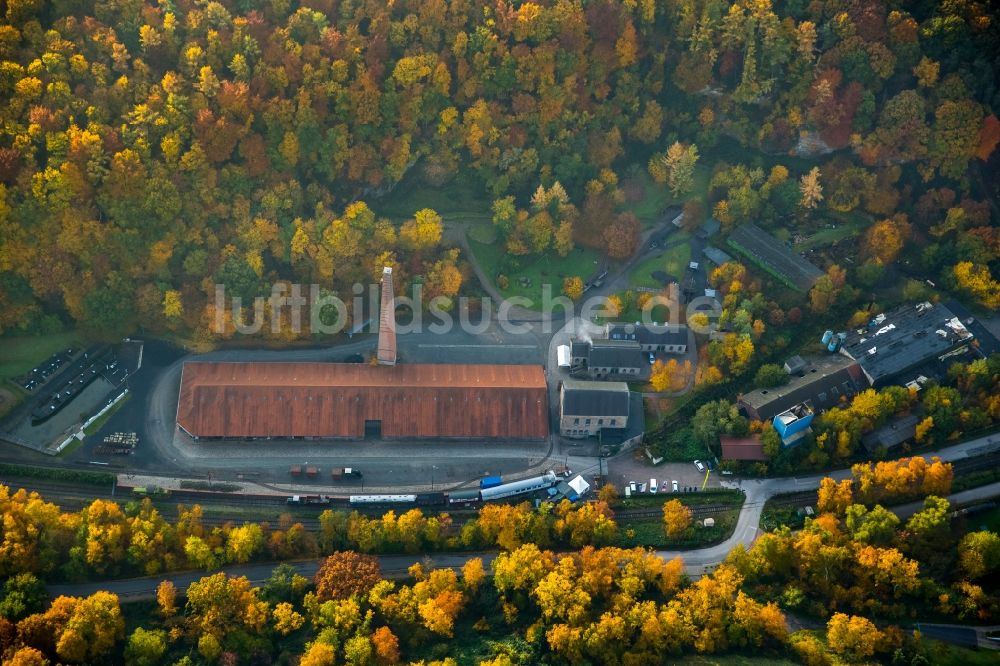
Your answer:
(479, 472), (558, 502)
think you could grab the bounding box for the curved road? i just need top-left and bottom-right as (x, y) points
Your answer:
(47, 431), (1000, 600)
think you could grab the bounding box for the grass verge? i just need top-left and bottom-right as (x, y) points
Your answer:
(0, 463), (114, 486)
(619, 508), (739, 548)
(0, 331), (79, 381)
(616, 489), (745, 510)
(82, 392), (131, 436)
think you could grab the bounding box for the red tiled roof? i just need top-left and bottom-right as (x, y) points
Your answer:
(720, 435), (766, 461)
(176, 362), (549, 439)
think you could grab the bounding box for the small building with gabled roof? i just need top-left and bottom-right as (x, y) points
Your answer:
(559, 379), (630, 438)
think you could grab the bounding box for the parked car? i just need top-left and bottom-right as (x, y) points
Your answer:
(649, 478), (657, 494)
(694, 460), (706, 472)
(639, 482), (647, 493)
(628, 481), (637, 493)
(671, 480), (679, 492)
(648, 353), (655, 365)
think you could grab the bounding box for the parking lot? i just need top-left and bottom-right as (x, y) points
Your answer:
(16, 348), (77, 393)
(2, 342), (141, 453)
(607, 449), (724, 495)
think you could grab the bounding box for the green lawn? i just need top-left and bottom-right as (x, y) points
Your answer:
(0, 331), (79, 381)
(629, 240), (692, 289)
(467, 238), (599, 308)
(467, 220), (497, 244)
(968, 505), (1000, 533)
(617, 490), (745, 510)
(621, 169), (674, 228)
(621, 166), (712, 229)
(793, 214), (869, 252)
(619, 508), (739, 548)
(920, 640), (1000, 666)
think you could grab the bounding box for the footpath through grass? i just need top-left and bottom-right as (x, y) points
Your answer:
(0, 331), (80, 381)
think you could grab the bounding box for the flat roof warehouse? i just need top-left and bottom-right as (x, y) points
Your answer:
(176, 362), (549, 440)
(839, 302), (974, 387)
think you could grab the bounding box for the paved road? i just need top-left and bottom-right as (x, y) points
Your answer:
(891, 480), (1000, 520)
(916, 622), (1000, 650)
(46, 431), (1000, 602)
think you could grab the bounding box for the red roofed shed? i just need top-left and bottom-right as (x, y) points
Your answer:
(720, 435), (767, 461)
(176, 362), (549, 440)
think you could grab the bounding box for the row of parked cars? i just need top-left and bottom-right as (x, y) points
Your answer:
(625, 460), (722, 496)
(627, 479), (678, 495)
(20, 348), (74, 391)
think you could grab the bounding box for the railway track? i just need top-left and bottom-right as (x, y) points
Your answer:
(615, 503), (739, 520)
(951, 453), (1000, 475)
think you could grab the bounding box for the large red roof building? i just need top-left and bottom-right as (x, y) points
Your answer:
(175, 361), (549, 440)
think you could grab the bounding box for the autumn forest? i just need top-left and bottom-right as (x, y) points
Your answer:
(1, 0), (1000, 664)
(0, 0), (997, 340)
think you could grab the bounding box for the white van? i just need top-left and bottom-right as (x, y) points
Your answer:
(649, 478), (657, 494)
(624, 485), (632, 498)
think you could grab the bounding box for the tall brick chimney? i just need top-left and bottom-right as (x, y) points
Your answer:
(377, 266), (397, 365)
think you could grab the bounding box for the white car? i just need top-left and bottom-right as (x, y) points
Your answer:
(672, 480), (679, 492)
(694, 460), (706, 472)
(639, 482), (647, 493)
(649, 478), (657, 494)
(628, 481), (637, 493)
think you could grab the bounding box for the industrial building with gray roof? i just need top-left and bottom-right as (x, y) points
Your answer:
(839, 302), (975, 388)
(738, 354), (866, 422)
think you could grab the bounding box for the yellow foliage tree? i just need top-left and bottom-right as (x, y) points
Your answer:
(953, 261), (1000, 309)
(799, 167), (823, 209)
(272, 602), (305, 635)
(461, 558), (485, 594)
(400, 208), (443, 251)
(157, 580), (176, 618)
(816, 478), (854, 515)
(604, 294), (622, 318)
(826, 613), (883, 660)
(662, 499), (692, 538)
(562, 276), (584, 301)
(915, 416), (934, 444)
(162, 289), (182, 319)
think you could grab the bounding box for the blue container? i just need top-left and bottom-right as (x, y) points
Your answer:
(480, 475), (503, 489)
(773, 411), (814, 440)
